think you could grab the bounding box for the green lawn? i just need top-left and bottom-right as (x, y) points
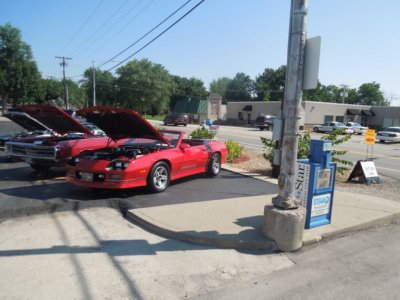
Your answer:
(144, 114), (165, 121)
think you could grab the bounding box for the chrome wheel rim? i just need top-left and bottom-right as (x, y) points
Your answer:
(211, 155), (220, 174)
(153, 165), (168, 189)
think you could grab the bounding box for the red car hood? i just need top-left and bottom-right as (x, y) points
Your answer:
(77, 106), (169, 144)
(5, 110), (53, 133)
(17, 105), (91, 135)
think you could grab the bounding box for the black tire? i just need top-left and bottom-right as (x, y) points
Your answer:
(147, 162), (170, 193)
(313, 127), (319, 132)
(379, 140), (385, 143)
(358, 133), (362, 135)
(207, 153), (221, 177)
(30, 163), (51, 171)
(259, 127), (264, 131)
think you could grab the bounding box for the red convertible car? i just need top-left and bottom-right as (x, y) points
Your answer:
(66, 106), (228, 192)
(4, 104), (119, 170)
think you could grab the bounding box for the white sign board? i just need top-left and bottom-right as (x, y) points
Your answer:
(360, 161), (379, 178)
(311, 194), (331, 217)
(303, 36), (321, 90)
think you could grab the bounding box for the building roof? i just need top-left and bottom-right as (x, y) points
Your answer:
(173, 99), (207, 114)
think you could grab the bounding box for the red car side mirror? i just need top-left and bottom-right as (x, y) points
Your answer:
(180, 143), (191, 150)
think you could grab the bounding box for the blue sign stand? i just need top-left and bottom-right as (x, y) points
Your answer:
(296, 140), (337, 229)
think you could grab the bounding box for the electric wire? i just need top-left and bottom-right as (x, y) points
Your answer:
(58, 0), (105, 54)
(105, 0), (206, 72)
(76, 0), (153, 66)
(97, 0), (192, 69)
(68, 0), (131, 57)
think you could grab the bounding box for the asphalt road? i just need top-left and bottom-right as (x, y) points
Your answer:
(166, 123), (400, 181)
(2, 119), (400, 299)
(2, 119), (400, 180)
(0, 151), (278, 220)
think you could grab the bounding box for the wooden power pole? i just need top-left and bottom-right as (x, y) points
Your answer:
(56, 56), (72, 109)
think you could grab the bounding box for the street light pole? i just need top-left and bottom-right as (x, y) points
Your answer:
(272, 0), (308, 209)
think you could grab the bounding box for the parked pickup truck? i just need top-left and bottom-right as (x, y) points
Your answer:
(313, 122), (354, 134)
(254, 115), (276, 131)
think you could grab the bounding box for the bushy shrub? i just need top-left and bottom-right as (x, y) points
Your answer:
(190, 128), (216, 139)
(260, 129), (353, 175)
(226, 140), (243, 162)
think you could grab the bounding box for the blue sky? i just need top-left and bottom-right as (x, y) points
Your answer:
(1, 0), (400, 105)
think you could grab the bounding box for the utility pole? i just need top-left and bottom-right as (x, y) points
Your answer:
(93, 61), (96, 106)
(55, 56), (72, 109)
(340, 84), (348, 104)
(273, 0), (308, 210)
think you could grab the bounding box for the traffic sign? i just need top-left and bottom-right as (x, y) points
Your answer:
(366, 129), (376, 145)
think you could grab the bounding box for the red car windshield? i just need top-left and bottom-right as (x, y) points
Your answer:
(160, 130), (182, 147)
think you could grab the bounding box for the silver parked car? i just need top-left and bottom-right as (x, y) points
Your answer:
(313, 122), (354, 134)
(345, 122), (368, 135)
(376, 127), (400, 143)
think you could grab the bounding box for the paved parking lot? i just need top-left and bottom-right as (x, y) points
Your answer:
(0, 152), (278, 220)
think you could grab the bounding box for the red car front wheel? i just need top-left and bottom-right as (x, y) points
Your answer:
(148, 162), (170, 193)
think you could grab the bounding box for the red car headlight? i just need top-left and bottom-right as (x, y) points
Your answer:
(109, 160), (131, 170)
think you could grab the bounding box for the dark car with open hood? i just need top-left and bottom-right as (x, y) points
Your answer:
(66, 106), (227, 192)
(4, 104), (120, 170)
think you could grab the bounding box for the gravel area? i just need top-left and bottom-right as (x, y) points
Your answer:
(225, 148), (400, 202)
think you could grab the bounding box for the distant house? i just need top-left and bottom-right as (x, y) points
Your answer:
(173, 98), (208, 124)
(172, 93), (226, 124)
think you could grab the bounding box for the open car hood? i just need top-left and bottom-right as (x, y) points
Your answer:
(4, 109), (53, 133)
(16, 105), (91, 135)
(77, 106), (169, 144)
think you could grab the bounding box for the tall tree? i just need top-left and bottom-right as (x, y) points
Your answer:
(0, 23), (41, 113)
(81, 68), (116, 106)
(356, 82), (389, 106)
(255, 65), (286, 101)
(170, 75), (207, 110)
(209, 77), (231, 102)
(116, 59), (174, 115)
(225, 72), (255, 101)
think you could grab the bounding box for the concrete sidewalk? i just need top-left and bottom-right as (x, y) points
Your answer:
(127, 166), (400, 251)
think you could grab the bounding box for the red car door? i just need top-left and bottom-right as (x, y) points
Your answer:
(178, 144), (209, 176)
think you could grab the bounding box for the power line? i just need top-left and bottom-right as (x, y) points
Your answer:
(97, 0), (192, 69)
(76, 0), (153, 66)
(58, 0), (105, 54)
(105, 0), (206, 72)
(68, 0), (131, 57)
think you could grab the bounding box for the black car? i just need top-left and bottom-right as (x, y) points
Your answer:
(254, 115), (275, 130)
(163, 113), (189, 126)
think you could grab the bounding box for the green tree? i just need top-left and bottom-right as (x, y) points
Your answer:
(170, 75), (207, 111)
(40, 78), (64, 103)
(81, 68), (116, 106)
(209, 77), (231, 102)
(67, 80), (88, 108)
(255, 65), (286, 101)
(356, 82), (389, 106)
(225, 72), (255, 101)
(0, 23), (42, 113)
(116, 59), (174, 115)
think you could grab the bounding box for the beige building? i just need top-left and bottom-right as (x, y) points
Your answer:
(226, 100), (400, 130)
